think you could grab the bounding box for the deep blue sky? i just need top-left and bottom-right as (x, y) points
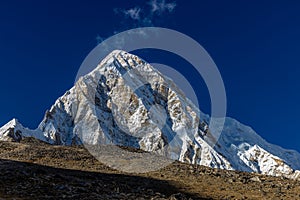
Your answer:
(0, 0), (300, 151)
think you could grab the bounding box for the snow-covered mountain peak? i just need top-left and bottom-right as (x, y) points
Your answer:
(0, 118), (18, 128)
(0, 50), (300, 178)
(0, 118), (18, 133)
(0, 118), (43, 142)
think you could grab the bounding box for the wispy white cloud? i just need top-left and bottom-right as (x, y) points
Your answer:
(123, 7), (141, 20)
(96, 0), (176, 45)
(149, 0), (176, 14)
(115, 0), (176, 26)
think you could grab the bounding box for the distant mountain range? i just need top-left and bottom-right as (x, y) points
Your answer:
(1, 50), (300, 179)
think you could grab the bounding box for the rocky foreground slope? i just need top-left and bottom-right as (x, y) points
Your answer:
(1, 50), (300, 179)
(0, 138), (300, 200)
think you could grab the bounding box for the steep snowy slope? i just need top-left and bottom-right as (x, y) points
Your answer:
(214, 117), (300, 179)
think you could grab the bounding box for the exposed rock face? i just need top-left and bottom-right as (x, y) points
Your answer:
(36, 50), (232, 170)
(1, 50), (300, 179)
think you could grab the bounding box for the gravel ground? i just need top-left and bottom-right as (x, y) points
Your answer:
(0, 138), (300, 199)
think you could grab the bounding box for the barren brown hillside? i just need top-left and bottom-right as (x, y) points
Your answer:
(0, 138), (299, 200)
